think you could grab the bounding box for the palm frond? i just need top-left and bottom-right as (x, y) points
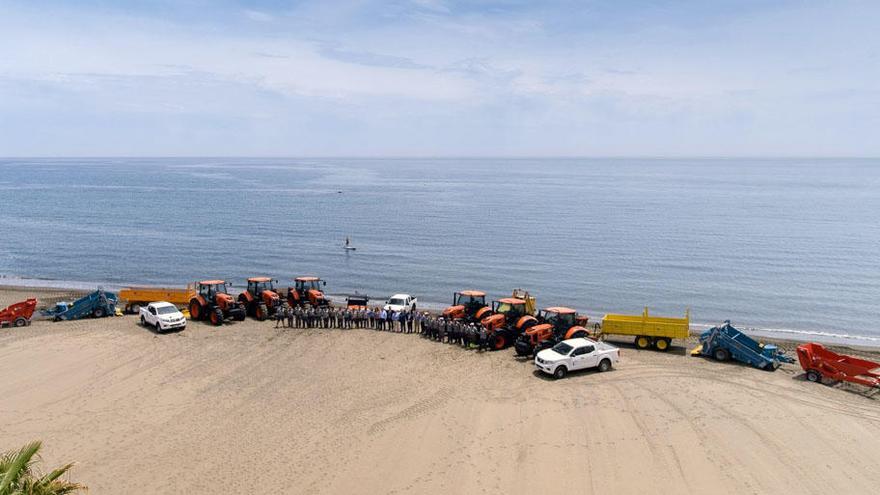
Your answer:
(0, 441), (42, 495)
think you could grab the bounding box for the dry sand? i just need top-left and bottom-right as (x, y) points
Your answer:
(2, 287), (879, 494)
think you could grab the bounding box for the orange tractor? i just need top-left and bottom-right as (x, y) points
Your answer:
(238, 277), (283, 321)
(442, 290), (492, 322)
(480, 289), (538, 350)
(513, 307), (591, 356)
(286, 276), (329, 308)
(189, 280), (246, 326)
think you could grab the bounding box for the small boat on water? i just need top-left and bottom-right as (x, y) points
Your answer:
(344, 237), (356, 251)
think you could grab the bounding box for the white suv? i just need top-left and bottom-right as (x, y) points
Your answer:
(140, 301), (186, 333)
(535, 338), (619, 379)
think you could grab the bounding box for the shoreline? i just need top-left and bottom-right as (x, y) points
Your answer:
(3, 279), (879, 353)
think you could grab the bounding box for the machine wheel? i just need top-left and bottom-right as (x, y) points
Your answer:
(93, 307), (106, 318)
(713, 348), (730, 362)
(635, 336), (651, 349)
(598, 359), (612, 372)
(189, 301), (202, 320)
(515, 345), (532, 357)
(569, 330), (588, 339)
(553, 366), (568, 379)
(492, 332), (507, 350)
(140, 315), (147, 326)
(13, 317), (28, 328)
(210, 309), (223, 326)
(155, 321), (163, 333)
(806, 370), (822, 383)
(654, 338), (671, 352)
(256, 304), (267, 321)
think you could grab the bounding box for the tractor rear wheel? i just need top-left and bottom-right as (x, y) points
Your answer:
(13, 317), (27, 327)
(713, 348), (730, 361)
(654, 338), (671, 351)
(189, 301), (202, 320)
(806, 370), (822, 383)
(635, 336), (651, 349)
(492, 332), (507, 350)
(210, 308), (223, 326)
(256, 304), (267, 321)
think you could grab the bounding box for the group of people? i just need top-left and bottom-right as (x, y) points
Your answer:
(420, 314), (492, 351)
(273, 304), (423, 332)
(271, 303), (493, 351)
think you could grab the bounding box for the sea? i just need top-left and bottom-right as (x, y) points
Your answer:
(0, 157), (878, 346)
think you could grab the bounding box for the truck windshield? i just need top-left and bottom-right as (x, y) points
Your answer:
(157, 306), (179, 315)
(551, 342), (573, 355)
(389, 298), (406, 306)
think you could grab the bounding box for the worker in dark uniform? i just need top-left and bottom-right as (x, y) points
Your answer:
(478, 324), (488, 351)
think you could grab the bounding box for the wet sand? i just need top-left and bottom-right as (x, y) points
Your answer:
(2, 286), (879, 494)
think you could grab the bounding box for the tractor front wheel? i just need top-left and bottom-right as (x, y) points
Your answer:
(492, 332), (507, 350)
(189, 301), (202, 320)
(210, 309), (223, 326)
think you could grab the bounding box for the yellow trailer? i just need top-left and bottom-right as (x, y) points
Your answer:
(119, 285), (195, 313)
(601, 307), (690, 351)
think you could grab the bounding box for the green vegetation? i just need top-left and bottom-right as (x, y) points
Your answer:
(0, 441), (85, 495)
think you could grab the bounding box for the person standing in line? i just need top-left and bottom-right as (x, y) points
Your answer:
(378, 308), (385, 330)
(275, 306), (284, 328)
(386, 308), (394, 331)
(389, 310), (397, 332)
(407, 311), (414, 333)
(478, 324), (488, 351)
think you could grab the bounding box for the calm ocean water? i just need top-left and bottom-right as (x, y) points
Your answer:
(0, 158), (878, 345)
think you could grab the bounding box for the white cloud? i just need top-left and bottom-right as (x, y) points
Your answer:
(244, 10), (274, 22)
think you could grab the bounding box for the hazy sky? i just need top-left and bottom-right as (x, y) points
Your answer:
(1, 0), (878, 157)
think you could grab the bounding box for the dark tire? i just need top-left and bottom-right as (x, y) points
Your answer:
(93, 307), (106, 318)
(806, 370), (822, 383)
(155, 321), (163, 334)
(570, 330), (588, 339)
(553, 366), (568, 379)
(654, 338), (671, 352)
(13, 317), (28, 328)
(714, 348), (730, 362)
(189, 301), (202, 320)
(256, 304), (267, 321)
(492, 332), (508, 350)
(598, 359), (612, 372)
(210, 309), (222, 326)
(140, 315), (147, 326)
(635, 335), (651, 349)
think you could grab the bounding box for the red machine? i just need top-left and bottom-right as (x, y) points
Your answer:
(0, 298), (38, 328)
(797, 343), (880, 388)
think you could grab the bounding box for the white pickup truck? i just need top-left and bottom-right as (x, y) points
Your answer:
(535, 338), (619, 379)
(139, 301), (186, 333)
(383, 294), (417, 312)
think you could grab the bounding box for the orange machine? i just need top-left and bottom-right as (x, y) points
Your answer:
(238, 277), (282, 321)
(442, 290), (491, 322)
(514, 307), (590, 356)
(189, 280), (246, 326)
(480, 294), (538, 350)
(286, 277), (329, 308)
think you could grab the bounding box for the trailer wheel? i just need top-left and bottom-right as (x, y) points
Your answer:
(13, 317), (27, 328)
(713, 348), (730, 362)
(806, 370), (822, 383)
(654, 338), (671, 352)
(635, 336), (651, 349)
(210, 309), (223, 326)
(553, 366), (568, 379)
(598, 359), (612, 372)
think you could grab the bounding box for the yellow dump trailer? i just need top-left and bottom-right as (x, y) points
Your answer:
(119, 285), (195, 313)
(601, 307), (690, 351)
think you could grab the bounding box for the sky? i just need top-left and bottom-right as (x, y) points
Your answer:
(0, 0), (878, 157)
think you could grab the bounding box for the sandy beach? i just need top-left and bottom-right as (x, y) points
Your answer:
(2, 286), (879, 494)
